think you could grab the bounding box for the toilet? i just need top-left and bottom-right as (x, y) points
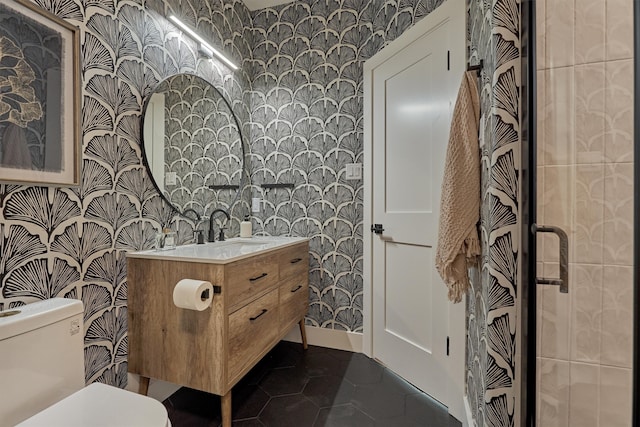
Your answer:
(0, 298), (169, 426)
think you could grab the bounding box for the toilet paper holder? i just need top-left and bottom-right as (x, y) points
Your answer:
(199, 286), (221, 301)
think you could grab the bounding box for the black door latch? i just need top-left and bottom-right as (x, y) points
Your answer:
(371, 224), (384, 234)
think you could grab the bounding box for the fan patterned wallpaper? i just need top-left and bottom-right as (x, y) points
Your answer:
(0, 0), (521, 424)
(248, 0), (445, 330)
(467, 0), (520, 425)
(0, 0), (252, 387)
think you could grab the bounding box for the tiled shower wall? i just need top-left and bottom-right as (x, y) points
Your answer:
(536, 0), (634, 425)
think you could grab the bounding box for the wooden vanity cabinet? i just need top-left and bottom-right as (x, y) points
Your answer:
(127, 240), (309, 427)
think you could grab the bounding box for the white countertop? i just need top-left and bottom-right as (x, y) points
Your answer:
(126, 236), (308, 264)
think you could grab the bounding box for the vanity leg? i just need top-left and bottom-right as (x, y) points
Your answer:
(138, 376), (150, 396)
(299, 319), (308, 350)
(221, 390), (232, 427)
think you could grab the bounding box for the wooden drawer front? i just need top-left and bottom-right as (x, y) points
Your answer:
(228, 288), (279, 382)
(279, 278), (308, 333)
(226, 254), (279, 312)
(278, 243), (309, 283)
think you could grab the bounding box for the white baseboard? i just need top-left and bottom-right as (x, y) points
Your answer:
(126, 374), (181, 403)
(282, 324), (363, 353)
(463, 394), (475, 427)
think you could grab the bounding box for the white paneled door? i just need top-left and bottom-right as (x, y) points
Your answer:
(364, 0), (464, 411)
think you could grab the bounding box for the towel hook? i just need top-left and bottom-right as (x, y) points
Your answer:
(467, 59), (483, 75)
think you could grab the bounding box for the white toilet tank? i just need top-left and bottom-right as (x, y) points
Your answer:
(0, 298), (85, 426)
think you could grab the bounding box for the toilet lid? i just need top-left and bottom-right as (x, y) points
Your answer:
(17, 383), (169, 427)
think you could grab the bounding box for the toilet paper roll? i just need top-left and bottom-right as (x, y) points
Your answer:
(172, 279), (214, 311)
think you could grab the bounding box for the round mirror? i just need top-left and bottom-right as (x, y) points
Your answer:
(142, 73), (245, 219)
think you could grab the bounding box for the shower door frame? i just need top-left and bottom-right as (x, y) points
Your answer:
(520, 0), (640, 425)
(634, 2), (640, 424)
(521, 1), (536, 425)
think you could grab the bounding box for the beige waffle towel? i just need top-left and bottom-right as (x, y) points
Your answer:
(435, 71), (481, 303)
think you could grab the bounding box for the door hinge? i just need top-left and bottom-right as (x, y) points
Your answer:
(447, 50), (450, 70)
(446, 336), (450, 356)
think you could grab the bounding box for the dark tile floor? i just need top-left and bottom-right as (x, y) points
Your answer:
(163, 341), (462, 427)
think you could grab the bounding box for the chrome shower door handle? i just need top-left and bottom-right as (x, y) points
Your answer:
(531, 224), (569, 293)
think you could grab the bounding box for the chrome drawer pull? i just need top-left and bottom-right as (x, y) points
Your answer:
(249, 309), (268, 321)
(290, 258), (302, 264)
(291, 285), (302, 293)
(249, 273), (268, 282)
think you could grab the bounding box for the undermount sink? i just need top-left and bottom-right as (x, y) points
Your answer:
(217, 238), (271, 246)
(199, 238), (273, 255)
(127, 236), (307, 264)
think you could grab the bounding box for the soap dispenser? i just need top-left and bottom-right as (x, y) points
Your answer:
(194, 229), (205, 244)
(240, 215), (252, 238)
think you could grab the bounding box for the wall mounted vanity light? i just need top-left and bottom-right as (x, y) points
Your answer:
(169, 15), (239, 71)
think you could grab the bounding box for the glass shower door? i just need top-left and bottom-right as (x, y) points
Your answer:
(534, 0), (634, 425)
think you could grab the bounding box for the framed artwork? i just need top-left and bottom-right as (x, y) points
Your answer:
(0, 0), (80, 186)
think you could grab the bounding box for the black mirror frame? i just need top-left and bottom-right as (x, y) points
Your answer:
(139, 72), (247, 221)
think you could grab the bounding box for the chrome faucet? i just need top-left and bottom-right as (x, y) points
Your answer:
(208, 208), (230, 242)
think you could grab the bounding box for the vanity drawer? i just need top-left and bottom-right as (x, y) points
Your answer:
(228, 288), (279, 383)
(226, 253), (279, 312)
(278, 278), (308, 333)
(278, 243), (309, 283)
